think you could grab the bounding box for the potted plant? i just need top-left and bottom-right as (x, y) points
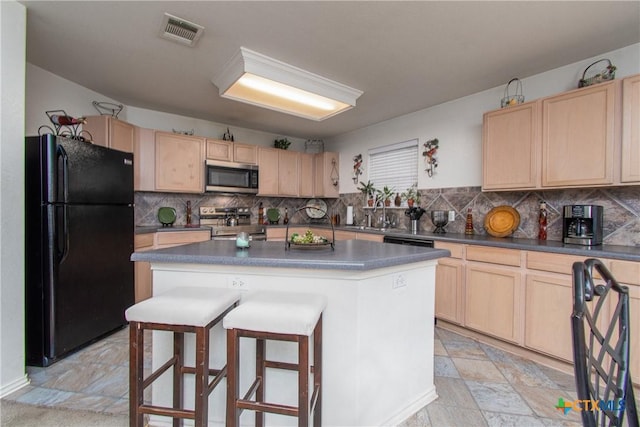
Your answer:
(274, 138), (291, 150)
(377, 185), (395, 207)
(401, 183), (420, 207)
(358, 180), (376, 206)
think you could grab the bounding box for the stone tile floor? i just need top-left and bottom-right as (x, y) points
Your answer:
(3, 326), (637, 426)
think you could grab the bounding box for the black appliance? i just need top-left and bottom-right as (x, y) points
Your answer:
(383, 235), (434, 247)
(25, 134), (135, 366)
(205, 160), (258, 193)
(562, 205), (603, 246)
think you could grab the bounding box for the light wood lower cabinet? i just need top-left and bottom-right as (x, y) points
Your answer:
(133, 234), (154, 303)
(134, 230), (211, 302)
(355, 232), (383, 242)
(434, 242), (465, 325)
(464, 262), (522, 344)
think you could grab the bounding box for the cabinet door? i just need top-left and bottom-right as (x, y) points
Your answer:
(155, 132), (204, 193)
(355, 232), (383, 242)
(206, 139), (232, 161)
(482, 101), (540, 190)
(153, 230), (210, 248)
(134, 233), (155, 303)
(83, 115), (134, 153)
(465, 263), (522, 343)
(609, 260), (640, 386)
(542, 81), (619, 187)
(233, 143), (258, 165)
(621, 74), (640, 183)
(258, 147), (279, 196)
(133, 127), (155, 191)
(435, 257), (464, 325)
(314, 152), (340, 198)
(299, 153), (315, 197)
(278, 150), (299, 197)
(524, 273), (573, 361)
(110, 119), (135, 153)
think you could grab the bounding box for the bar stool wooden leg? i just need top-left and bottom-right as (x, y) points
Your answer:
(256, 337), (265, 427)
(226, 328), (240, 427)
(299, 336), (309, 427)
(130, 322), (144, 427)
(173, 332), (183, 427)
(313, 315), (323, 427)
(194, 326), (209, 427)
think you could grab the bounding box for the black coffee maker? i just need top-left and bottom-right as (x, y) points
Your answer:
(562, 205), (603, 246)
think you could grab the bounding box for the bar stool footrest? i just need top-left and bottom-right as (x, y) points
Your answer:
(237, 400), (299, 417)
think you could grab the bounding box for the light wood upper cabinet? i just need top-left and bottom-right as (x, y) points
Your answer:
(541, 80), (620, 187)
(83, 115), (135, 153)
(278, 150), (299, 197)
(206, 139), (232, 161)
(155, 132), (204, 193)
(206, 139), (258, 165)
(133, 127), (155, 191)
(482, 101), (540, 190)
(621, 74), (640, 183)
(314, 152), (340, 198)
(299, 153), (315, 198)
(258, 147), (279, 195)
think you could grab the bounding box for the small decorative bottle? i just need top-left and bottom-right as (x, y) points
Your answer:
(186, 201), (192, 226)
(258, 202), (264, 225)
(538, 202), (548, 240)
(283, 208), (289, 225)
(394, 193), (402, 207)
(465, 208), (474, 235)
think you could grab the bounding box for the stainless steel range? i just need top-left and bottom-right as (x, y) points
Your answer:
(199, 206), (266, 241)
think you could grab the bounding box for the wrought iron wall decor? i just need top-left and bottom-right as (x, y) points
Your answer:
(423, 138), (439, 177)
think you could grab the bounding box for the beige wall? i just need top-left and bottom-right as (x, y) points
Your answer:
(0, 0), (28, 397)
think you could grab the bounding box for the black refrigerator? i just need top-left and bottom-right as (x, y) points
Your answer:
(25, 134), (135, 366)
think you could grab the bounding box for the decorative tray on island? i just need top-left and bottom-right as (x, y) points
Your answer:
(285, 205), (335, 250)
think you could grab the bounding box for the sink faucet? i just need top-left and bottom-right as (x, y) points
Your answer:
(373, 197), (390, 229)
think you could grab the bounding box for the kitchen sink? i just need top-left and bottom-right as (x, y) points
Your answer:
(343, 225), (389, 232)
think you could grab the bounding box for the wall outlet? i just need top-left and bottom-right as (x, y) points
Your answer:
(392, 274), (407, 289)
(229, 276), (248, 291)
(448, 210), (456, 221)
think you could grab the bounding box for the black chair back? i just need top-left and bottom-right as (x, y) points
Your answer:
(571, 258), (638, 427)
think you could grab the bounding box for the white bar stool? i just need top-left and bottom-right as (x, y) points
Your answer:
(125, 287), (240, 427)
(223, 291), (327, 427)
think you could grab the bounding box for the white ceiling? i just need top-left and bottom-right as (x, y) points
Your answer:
(20, 1), (640, 139)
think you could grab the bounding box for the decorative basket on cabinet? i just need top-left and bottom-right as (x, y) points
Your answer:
(500, 78), (525, 108)
(578, 58), (616, 88)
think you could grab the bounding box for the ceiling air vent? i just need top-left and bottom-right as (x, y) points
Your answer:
(160, 13), (204, 47)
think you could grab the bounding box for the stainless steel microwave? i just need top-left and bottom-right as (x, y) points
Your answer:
(205, 160), (259, 193)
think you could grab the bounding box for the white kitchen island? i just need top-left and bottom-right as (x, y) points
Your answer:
(131, 239), (450, 426)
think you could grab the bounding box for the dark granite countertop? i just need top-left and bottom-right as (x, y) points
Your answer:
(267, 224), (640, 262)
(131, 239), (450, 271)
(136, 225), (211, 234)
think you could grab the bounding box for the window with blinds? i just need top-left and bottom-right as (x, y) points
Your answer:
(368, 139), (418, 193)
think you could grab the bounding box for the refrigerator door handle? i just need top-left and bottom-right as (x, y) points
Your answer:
(54, 204), (70, 262)
(57, 144), (69, 203)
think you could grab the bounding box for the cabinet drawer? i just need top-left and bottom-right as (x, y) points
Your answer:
(154, 230), (210, 246)
(526, 251), (586, 275)
(609, 259), (640, 285)
(435, 241), (464, 259)
(134, 233), (154, 249)
(466, 246), (521, 267)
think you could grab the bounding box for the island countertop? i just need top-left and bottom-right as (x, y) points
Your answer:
(131, 239), (450, 271)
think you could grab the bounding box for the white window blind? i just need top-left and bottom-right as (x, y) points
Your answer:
(368, 139), (418, 193)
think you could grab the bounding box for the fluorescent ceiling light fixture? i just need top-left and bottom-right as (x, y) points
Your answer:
(212, 47), (363, 121)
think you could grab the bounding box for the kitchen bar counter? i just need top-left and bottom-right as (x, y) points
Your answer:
(131, 238), (449, 270)
(133, 239), (448, 426)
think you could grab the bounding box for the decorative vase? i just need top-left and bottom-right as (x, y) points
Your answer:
(367, 198), (374, 207)
(385, 199), (391, 207)
(394, 193), (402, 207)
(407, 199), (415, 208)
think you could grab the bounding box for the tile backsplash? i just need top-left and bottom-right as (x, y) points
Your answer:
(135, 185), (640, 246)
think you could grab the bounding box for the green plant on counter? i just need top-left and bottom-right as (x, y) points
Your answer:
(358, 180), (377, 206)
(401, 183), (420, 206)
(274, 138), (291, 150)
(377, 185), (395, 206)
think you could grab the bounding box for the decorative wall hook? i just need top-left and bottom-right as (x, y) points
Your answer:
(423, 138), (439, 177)
(352, 154), (363, 183)
(331, 158), (340, 187)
